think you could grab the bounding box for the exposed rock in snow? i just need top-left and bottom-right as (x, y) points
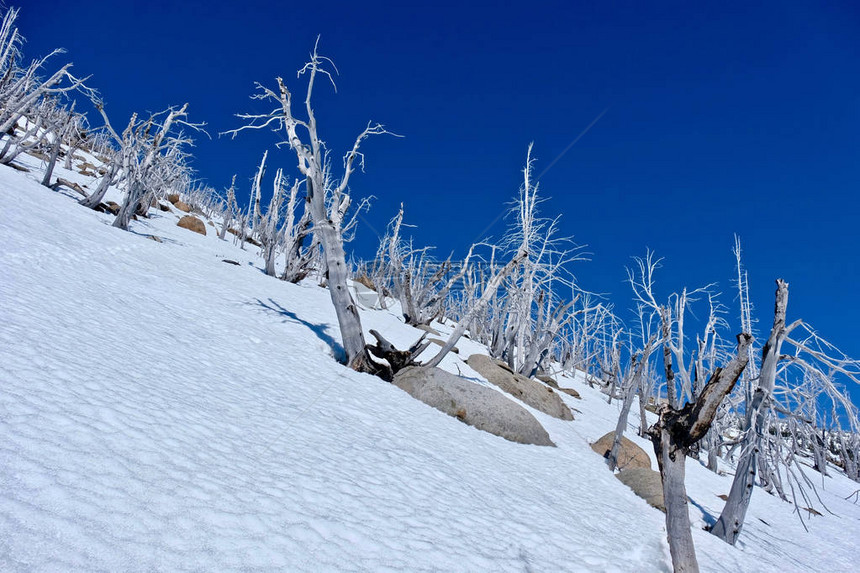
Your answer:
(467, 354), (574, 420)
(177, 215), (206, 235)
(393, 366), (555, 446)
(591, 431), (652, 471)
(617, 468), (666, 511)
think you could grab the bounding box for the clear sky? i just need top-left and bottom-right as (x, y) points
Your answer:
(20, 0), (860, 400)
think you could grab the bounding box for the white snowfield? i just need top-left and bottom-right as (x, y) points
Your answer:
(1, 156), (859, 572)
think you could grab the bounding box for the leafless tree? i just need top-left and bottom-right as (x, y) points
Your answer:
(649, 332), (753, 573)
(712, 279), (860, 543)
(0, 7), (86, 147)
(225, 39), (397, 372)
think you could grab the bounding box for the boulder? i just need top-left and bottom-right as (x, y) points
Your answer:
(353, 274), (376, 291)
(393, 366), (555, 446)
(177, 215), (207, 236)
(590, 431), (651, 470)
(157, 202), (171, 212)
(166, 193), (181, 204)
(174, 200), (193, 213)
(466, 354), (574, 421)
(99, 201), (121, 215)
(616, 468), (665, 511)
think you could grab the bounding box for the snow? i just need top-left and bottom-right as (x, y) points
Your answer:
(1, 153), (859, 571)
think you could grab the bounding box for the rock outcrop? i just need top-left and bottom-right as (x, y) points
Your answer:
(393, 366), (555, 446)
(590, 431), (651, 471)
(466, 354), (574, 420)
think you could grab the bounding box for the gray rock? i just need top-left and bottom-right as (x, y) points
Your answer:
(590, 431), (652, 470)
(466, 354), (574, 420)
(393, 366), (555, 446)
(616, 468), (665, 511)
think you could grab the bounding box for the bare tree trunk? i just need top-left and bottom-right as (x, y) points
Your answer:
(711, 280), (789, 545)
(79, 160), (119, 209)
(638, 363), (651, 438)
(650, 333), (753, 573)
(306, 175), (369, 370)
(661, 305), (677, 408)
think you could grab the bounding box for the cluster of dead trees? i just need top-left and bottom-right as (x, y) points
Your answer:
(0, 6), (210, 232)
(599, 242), (860, 572)
(6, 9), (858, 571)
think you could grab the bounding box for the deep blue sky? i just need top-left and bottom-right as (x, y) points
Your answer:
(21, 1), (860, 400)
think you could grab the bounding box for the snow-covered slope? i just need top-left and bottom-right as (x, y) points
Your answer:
(1, 157), (858, 572)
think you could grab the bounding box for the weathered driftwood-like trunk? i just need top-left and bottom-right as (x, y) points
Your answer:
(306, 176), (371, 371)
(79, 160), (120, 209)
(649, 333), (752, 573)
(711, 280), (788, 545)
(226, 44), (395, 376)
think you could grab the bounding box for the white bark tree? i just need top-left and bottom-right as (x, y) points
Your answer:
(225, 39), (397, 372)
(712, 279), (860, 543)
(0, 7), (86, 150)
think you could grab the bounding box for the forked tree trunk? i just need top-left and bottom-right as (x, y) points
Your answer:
(649, 333), (753, 573)
(79, 161), (119, 209)
(40, 132), (62, 188)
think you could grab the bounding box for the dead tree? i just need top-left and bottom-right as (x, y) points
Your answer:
(218, 175), (238, 240)
(260, 167), (286, 276)
(650, 333), (753, 573)
(710, 280), (790, 544)
(225, 39), (398, 372)
(608, 335), (657, 471)
(380, 203), (472, 326)
(0, 7), (86, 142)
(712, 279), (860, 543)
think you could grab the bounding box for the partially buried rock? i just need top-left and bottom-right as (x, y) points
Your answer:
(393, 366), (555, 446)
(98, 201), (121, 215)
(466, 354), (574, 420)
(536, 374), (581, 399)
(174, 200), (193, 213)
(177, 215), (206, 236)
(616, 468), (665, 511)
(590, 431), (651, 470)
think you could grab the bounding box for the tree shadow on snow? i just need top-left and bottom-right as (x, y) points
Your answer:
(688, 497), (718, 529)
(253, 298), (346, 363)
